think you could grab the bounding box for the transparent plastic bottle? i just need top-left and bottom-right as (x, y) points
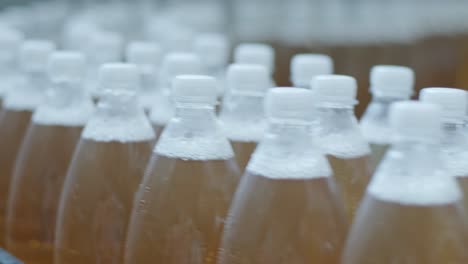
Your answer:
(124, 75), (240, 264)
(313, 75), (372, 221)
(54, 64), (155, 264)
(420, 87), (468, 217)
(234, 43), (276, 86)
(193, 33), (230, 98)
(149, 53), (202, 139)
(343, 101), (468, 263)
(84, 31), (124, 100)
(290, 54), (334, 89)
(5, 52), (93, 264)
(0, 40), (55, 246)
(126, 41), (163, 113)
(218, 87), (347, 264)
(218, 64), (270, 170)
(0, 26), (24, 107)
(360, 65), (414, 172)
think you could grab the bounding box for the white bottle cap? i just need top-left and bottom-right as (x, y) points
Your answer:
(48, 51), (86, 83)
(265, 87), (314, 121)
(172, 75), (217, 105)
(234, 43), (275, 74)
(0, 26), (23, 61)
(98, 63), (139, 91)
(226, 64), (270, 95)
(20, 40), (56, 72)
(291, 54), (334, 87)
(390, 101), (442, 141)
(419, 87), (467, 121)
(126, 41), (162, 66)
(193, 33), (229, 69)
(89, 31), (123, 62)
(161, 52), (202, 84)
(313, 75), (358, 105)
(370, 65), (415, 98)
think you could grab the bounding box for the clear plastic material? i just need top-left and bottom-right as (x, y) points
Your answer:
(54, 65), (155, 264)
(420, 87), (468, 219)
(126, 41), (162, 112)
(343, 102), (468, 263)
(5, 52), (93, 264)
(219, 64), (270, 169)
(149, 53), (202, 139)
(0, 26), (23, 106)
(314, 75), (372, 221)
(0, 40), (54, 246)
(218, 88), (347, 264)
(361, 65), (414, 172)
(124, 76), (240, 264)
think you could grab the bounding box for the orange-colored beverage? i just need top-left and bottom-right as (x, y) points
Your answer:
(55, 64), (155, 264)
(125, 75), (240, 264)
(5, 52), (93, 263)
(0, 40), (55, 247)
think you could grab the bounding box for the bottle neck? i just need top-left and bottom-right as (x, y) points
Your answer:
(316, 106), (358, 132)
(97, 91), (140, 118)
(140, 66), (159, 93)
(47, 80), (88, 108)
(26, 71), (49, 92)
(156, 103), (234, 160)
(220, 93), (265, 121)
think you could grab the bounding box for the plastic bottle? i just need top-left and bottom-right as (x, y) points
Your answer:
(360, 65), (414, 172)
(343, 101), (468, 263)
(218, 87), (347, 264)
(126, 41), (162, 112)
(124, 75), (240, 264)
(0, 26), (24, 107)
(313, 75), (372, 221)
(290, 54), (334, 88)
(419, 87), (468, 217)
(218, 64), (270, 170)
(54, 64), (155, 264)
(149, 53), (202, 139)
(193, 33), (229, 97)
(0, 40), (55, 246)
(84, 31), (124, 100)
(234, 43), (276, 86)
(5, 51), (93, 264)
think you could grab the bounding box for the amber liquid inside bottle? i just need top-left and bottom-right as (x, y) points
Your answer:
(54, 139), (154, 264)
(231, 141), (257, 171)
(0, 110), (32, 246)
(327, 154), (373, 221)
(343, 194), (468, 263)
(218, 173), (348, 264)
(124, 155), (240, 264)
(5, 125), (82, 264)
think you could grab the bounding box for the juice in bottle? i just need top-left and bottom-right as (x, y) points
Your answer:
(360, 65), (414, 172)
(5, 52), (93, 264)
(343, 101), (468, 263)
(0, 40), (55, 246)
(124, 75), (240, 264)
(218, 88), (347, 264)
(54, 64), (155, 264)
(314, 75), (373, 221)
(219, 64), (270, 170)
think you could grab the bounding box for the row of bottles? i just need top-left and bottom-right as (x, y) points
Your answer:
(0, 24), (467, 264)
